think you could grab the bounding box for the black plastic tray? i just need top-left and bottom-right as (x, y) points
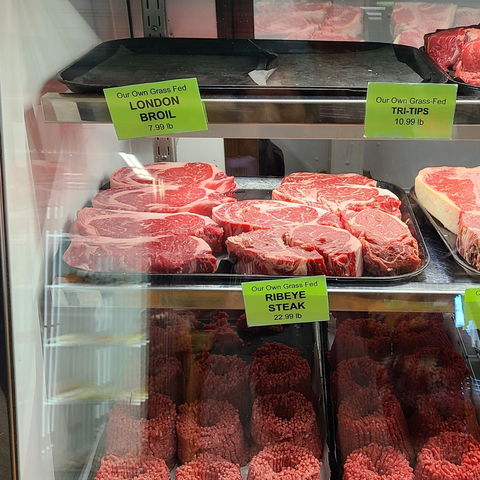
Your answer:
(59, 180), (429, 284)
(410, 187), (480, 277)
(56, 37), (448, 95)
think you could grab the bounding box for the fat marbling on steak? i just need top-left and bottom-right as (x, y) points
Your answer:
(226, 224), (363, 277)
(110, 162), (236, 196)
(63, 234), (218, 274)
(281, 172), (376, 187)
(91, 185), (236, 218)
(70, 208), (224, 252)
(415, 166), (480, 234)
(342, 208), (421, 276)
(212, 200), (342, 237)
(272, 183), (402, 218)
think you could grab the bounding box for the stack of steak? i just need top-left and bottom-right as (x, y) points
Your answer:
(63, 162), (235, 274)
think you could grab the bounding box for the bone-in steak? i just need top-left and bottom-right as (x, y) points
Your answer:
(212, 200), (342, 237)
(63, 234), (218, 274)
(70, 208), (224, 252)
(226, 224), (363, 277)
(272, 183), (402, 218)
(91, 185), (236, 218)
(110, 162), (236, 196)
(342, 208), (421, 276)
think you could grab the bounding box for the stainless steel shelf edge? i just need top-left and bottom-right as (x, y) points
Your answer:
(41, 92), (480, 140)
(47, 282), (473, 312)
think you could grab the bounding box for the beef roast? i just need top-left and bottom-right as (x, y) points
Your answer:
(342, 209), (421, 276)
(63, 234), (218, 274)
(110, 162), (236, 196)
(415, 166), (480, 234)
(226, 224), (363, 277)
(320, 5), (363, 38)
(272, 183), (402, 218)
(70, 208), (224, 252)
(91, 185), (235, 218)
(212, 200), (342, 237)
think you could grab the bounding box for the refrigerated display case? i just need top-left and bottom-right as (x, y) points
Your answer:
(3, 1), (480, 480)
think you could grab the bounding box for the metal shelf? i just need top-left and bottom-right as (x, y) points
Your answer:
(41, 92), (480, 140)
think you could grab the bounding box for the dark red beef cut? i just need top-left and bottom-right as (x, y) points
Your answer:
(70, 208), (224, 252)
(63, 234), (218, 273)
(110, 162), (236, 196)
(281, 172), (376, 187)
(424, 27), (467, 71)
(272, 183), (402, 218)
(226, 224), (363, 277)
(342, 208), (421, 276)
(212, 200), (342, 237)
(455, 37), (480, 86)
(91, 185), (235, 217)
(425, 26), (480, 84)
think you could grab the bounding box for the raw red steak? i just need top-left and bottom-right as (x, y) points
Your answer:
(91, 185), (235, 218)
(415, 166), (480, 233)
(390, 2), (457, 44)
(110, 162), (236, 196)
(272, 183), (402, 218)
(342, 208), (421, 276)
(212, 200), (342, 237)
(424, 27), (467, 70)
(226, 224), (363, 277)
(281, 172), (376, 187)
(455, 37), (480, 85)
(70, 208), (224, 252)
(457, 212), (480, 270)
(63, 234), (218, 274)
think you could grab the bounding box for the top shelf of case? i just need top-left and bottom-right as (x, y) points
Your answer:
(41, 91), (480, 140)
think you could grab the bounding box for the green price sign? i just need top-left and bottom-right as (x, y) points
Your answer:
(364, 82), (457, 139)
(463, 288), (480, 329)
(241, 276), (329, 327)
(104, 78), (208, 140)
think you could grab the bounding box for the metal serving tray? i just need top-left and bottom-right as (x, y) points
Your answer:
(410, 187), (480, 277)
(58, 178), (429, 284)
(56, 38), (447, 95)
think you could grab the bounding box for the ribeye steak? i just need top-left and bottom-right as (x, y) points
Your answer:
(226, 224), (363, 277)
(272, 183), (402, 218)
(70, 208), (224, 252)
(91, 185), (236, 218)
(281, 172), (376, 187)
(212, 200), (342, 237)
(110, 162), (236, 196)
(342, 208), (421, 276)
(63, 234), (217, 274)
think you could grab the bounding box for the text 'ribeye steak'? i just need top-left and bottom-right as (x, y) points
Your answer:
(63, 234), (218, 274)
(212, 200), (342, 237)
(70, 208), (224, 252)
(91, 185), (236, 217)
